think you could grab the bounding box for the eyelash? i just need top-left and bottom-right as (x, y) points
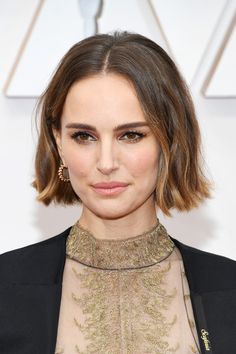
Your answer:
(70, 130), (146, 144)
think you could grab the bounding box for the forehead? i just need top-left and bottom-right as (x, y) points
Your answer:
(61, 73), (146, 125)
(67, 73), (136, 96)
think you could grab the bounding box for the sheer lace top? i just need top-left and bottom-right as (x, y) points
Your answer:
(55, 219), (200, 354)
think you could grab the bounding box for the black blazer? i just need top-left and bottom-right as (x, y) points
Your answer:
(0, 226), (236, 354)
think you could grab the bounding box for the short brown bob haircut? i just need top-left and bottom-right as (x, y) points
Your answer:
(32, 30), (212, 216)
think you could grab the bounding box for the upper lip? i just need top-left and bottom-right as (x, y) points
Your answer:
(92, 181), (129, 188)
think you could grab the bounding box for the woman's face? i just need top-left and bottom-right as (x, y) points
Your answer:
(54, 73), (160, 219)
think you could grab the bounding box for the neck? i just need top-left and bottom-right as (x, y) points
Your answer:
(78, 201), (158, 241)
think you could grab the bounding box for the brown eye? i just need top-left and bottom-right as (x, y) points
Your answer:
(71, 131), (95, 143)
(70, 130), (146, 144)
(121, 131), (146, 142)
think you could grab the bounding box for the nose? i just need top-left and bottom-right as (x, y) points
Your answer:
(96, 138), (119, 175)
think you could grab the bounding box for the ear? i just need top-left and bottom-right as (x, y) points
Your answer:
(52, 128), (66, 166)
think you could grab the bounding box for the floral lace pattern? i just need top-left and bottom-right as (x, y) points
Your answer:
(55, 220), (200, 353)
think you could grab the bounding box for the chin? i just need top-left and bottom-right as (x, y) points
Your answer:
(88, 204), (133, 220)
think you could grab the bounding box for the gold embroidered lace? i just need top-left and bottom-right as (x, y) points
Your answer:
(55, 219), (200, 354)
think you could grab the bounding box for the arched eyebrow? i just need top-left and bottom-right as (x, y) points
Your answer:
(65, 122), (150, 132)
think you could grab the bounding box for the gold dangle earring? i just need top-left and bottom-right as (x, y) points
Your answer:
(58, 163), (70, 182)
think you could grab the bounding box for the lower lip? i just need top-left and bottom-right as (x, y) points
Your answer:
(91, 186), (128, 195)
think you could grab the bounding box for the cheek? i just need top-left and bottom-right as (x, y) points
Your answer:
(126, 146), (159, 177)
(63, 146), (92, 177)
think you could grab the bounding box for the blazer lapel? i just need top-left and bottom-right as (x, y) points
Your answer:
(172, 236), (236, 354)
(0, 228), (69, 354)
(0, 282), (62, 354)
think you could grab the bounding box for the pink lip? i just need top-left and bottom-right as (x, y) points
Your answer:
(91, 185), (128, 196)
(92, 182), (129, 188)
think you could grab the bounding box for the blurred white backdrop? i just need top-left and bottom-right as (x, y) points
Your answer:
(0, 0), (236, 260)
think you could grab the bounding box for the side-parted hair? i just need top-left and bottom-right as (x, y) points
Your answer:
(32, 30), (212, 216)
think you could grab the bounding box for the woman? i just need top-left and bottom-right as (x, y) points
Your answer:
(0, 31), (235, 354)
